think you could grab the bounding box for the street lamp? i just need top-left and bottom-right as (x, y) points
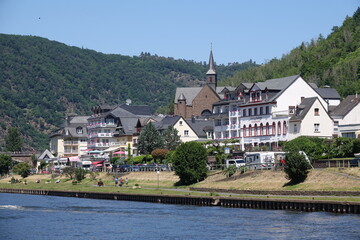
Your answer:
(157, 170), (160, 189)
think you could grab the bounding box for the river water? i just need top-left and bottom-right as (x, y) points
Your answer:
(0, 193), (359, 240)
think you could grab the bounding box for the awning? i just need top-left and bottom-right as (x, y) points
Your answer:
(69, 156), (80, 162)
(113, 151), (125, 155)
(103, 146), (120, 153)
(83, 149), (94, 152)
(96, 164), (103, 167)
(88, 150), (102, 154)
(92, 161), (104, 165)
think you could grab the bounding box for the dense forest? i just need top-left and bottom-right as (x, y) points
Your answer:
(0, 34), (255, 151)
(223, 8), (360, 98)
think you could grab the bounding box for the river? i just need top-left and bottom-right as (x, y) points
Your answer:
(0, 193), (359, 240)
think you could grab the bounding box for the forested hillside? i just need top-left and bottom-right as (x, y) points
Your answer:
(0, 34), (255, 151)
(222, 8), (360, 97)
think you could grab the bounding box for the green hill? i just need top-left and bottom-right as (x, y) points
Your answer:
(0, 34), (255, 151)
(221, 7), (360, 97)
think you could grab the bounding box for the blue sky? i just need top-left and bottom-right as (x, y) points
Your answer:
(0, 0), (359, 64)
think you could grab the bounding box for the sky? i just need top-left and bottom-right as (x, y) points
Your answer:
(0, 0), (359, 65)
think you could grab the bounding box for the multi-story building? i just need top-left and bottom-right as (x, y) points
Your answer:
(87, 104), (155, 156)
(212, 75), (335, 150)
(49, 114), (89, 157)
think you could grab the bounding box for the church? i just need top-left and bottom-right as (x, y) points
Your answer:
(173, 49), (229, 119)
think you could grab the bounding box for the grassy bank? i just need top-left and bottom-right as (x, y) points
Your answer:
(0, 168), (359, 202)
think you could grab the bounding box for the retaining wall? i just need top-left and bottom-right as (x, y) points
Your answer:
(1, 188), (359, 214)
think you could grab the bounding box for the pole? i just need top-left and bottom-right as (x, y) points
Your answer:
(157, 171), (160, 189)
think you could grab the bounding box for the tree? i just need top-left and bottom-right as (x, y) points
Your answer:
(163, 126), (181, 150)
(151, 149), (169, 163)
(0, 154), (13, 176)
(138, 122), (164, 154)
(12, 162), (31, 178)
(5, 127), (23, 152)
(173, 141), (208, 185)
(62, 166), (76, 179)
(284, 151), (311, 185)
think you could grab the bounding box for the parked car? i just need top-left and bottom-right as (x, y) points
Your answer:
(350, 158), (360, 167)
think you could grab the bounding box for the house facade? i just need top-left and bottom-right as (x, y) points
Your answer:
(87, 104), (155, 156)
(49, 115), (89, 157)
(288, 97), (334, 140)
(212, 75), (333, 150)
(331, 95), (360, 138)
(154, 116), (213, 143)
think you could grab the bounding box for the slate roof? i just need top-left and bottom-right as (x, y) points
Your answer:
(118, 104), (153, 116)
(254, 75), (300, 91)
(174, 86), (230, 104)
(186, 119), (213, 138)
(314, 88), (341, 100)
(289, 97), (317, 122)
(330, 95), (360, 117)
(153, 116), (181, 131)
(63, 115), (89, 138)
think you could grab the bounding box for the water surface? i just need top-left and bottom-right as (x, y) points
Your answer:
(0, 193), (359, 240)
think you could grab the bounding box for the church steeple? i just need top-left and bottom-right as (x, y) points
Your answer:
(206, 46), (217, 91)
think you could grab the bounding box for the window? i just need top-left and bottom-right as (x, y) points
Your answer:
(260, 107), (263, 115)
(215, 119), (221, 126)
(294, 124), (298, 133)
(184, 130), (189, 136)
(243, 109), (247, 117)
(248, 108), (252, 116)
(265, 106), (270, 114)
(248, 124), (252, 136)
(314, 108), (319, 116)
(231, 105), (237, 111)
(283, 121), (287, 135)
(289, 106), (295, 115)
(260, 123), (264, 135)
(277, 122), (281, 135)
(314, 124), (320, 132)
(254, 108), (258, 116)
(243, 125), (247, 137)
(76, 127), (83, 134)
(254, 124), (258, 136)
(224, 118), (229, 125)
(179, 121), (183, 126)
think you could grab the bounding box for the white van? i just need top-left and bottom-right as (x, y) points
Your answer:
(225, 159), (246, 168)
(245, 152), (275, 170)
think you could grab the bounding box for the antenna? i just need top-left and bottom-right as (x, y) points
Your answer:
(126, 99), (132, 105)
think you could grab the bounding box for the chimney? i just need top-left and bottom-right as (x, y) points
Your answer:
(301, 97), (305, 102)
(191, 115), (195, 123)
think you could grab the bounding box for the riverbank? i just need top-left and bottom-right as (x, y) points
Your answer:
(1, 187), (360, 214)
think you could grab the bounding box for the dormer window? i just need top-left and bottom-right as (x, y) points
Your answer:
(250, 91), (262, 102)
(289, 106), (295, 115)
(76, 127), (83, 134)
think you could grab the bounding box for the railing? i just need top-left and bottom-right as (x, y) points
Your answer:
(64, 141), (78, 145)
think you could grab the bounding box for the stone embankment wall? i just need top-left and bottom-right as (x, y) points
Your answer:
(1, 188), (359, 214)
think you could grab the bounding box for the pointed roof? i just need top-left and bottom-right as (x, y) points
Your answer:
(206, 49), (216, 75)
(330, 95), (360, 117)
(178, 93), (186, 101)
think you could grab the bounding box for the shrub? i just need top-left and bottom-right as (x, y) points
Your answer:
(284, 151), (311, 185)
(12, 162), (30, 178)
(151, 149), (169, 163)
(62, 166), (76, 179)
(224, 165), (237, 178)
(74, 168), (86, 182)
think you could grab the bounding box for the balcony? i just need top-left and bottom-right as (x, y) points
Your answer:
(64, 141), (78, 145)
(87, 122), (116, 129)
(88, 133), (113, 138)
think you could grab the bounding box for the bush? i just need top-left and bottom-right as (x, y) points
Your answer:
(12, 162), (30, 178)
(284, 151), (311, 185)
(75, 168), (86, 182)
(62, 166), (76, 179)
(173, 142), (208, 185)
(151, 149), (169, 163)
(224, 165), (237, 178)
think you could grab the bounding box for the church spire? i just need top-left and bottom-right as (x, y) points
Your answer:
(206, 46), (217, 90)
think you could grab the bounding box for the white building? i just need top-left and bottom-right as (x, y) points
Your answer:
(212, 75), (336, 150)
(331, 95), (360, 138)
(288, 97), (334, 140)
